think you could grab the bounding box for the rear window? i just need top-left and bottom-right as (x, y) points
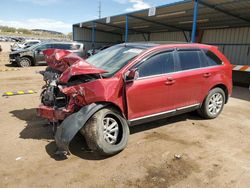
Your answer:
(204, 50), (223, 66)
(178, 50), (206, 70)
(70, 44), (81, 50)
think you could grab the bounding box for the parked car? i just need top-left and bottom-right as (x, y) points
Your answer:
(87, 45), (112, 57)
(11, 39), (41, 51)
(9, 41), (85, 67)
(37, 43), (232, 156)
(0, 45), (2, 52)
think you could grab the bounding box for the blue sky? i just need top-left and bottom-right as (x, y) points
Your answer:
(0, 0), (179, 33)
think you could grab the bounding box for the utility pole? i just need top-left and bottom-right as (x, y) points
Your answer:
(98, 0), (101, 19)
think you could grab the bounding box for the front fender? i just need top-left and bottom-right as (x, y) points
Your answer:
(55, 103), (108, 155)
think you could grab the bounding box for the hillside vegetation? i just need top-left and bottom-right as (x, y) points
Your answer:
(0, 26), (72, 40)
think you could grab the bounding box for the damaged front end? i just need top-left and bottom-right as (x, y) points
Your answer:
(37, 49), (107, 155)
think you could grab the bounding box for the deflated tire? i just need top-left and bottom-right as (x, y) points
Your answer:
(80, 108), (130, 156)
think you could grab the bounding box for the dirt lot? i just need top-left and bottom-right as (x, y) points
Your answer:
(1, 44), (250, 188)
(0, 42), (13, 52)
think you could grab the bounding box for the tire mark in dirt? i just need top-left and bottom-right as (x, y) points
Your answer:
(126, 156), (200, 188)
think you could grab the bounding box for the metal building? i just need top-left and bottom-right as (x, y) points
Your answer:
(73, 0), (250, 83)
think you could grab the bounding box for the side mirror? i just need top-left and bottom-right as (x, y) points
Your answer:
(125, 68), (139, 81)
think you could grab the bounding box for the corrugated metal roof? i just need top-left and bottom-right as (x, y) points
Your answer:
(73, 0), (250, 34)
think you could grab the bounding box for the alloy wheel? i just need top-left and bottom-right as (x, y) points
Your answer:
(103, 117), (119, 145)
(20, 59), (30, 67)
(208, 93), (223, 116)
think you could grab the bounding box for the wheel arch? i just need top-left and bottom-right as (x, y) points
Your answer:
(97, 101), (125, 119)
(21, 55), (35, 65)
(210, 84), (229, 104)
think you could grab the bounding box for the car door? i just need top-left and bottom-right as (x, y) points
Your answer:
(34, 44), (52, 64)
(201, 49), (225, 94)
(126, 50), (176, 121)
(168, 49), (210, 109)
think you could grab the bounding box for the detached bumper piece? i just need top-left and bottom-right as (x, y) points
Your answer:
(55, 103), (107, 157)
(36, 105), (70, 122)
(37, 103), (107, 158)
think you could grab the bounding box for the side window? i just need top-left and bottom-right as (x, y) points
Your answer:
(204, 50), (223, 66)
(62, 44), (71, 50)
(45, 44), (53, 49)
(31, 42), (39, 45)
(25, 42), (32, 46)
(36, 44), (52, 51)
(54, 44), (63, 49)
(54, 44), (72, 50)
(138, 51), (175, 78)
(177, 50), (206, 70)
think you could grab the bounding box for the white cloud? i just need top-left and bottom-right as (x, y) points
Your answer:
(114, 0), (151, 11)
(16, 0), (63, 6)
(0, 18), (72, 33)
(126, 0), (151, 11)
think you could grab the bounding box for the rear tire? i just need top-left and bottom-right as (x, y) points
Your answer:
(198, 88), (225, 119)
(80, 108), (129, 156)
(17, 57), (32, 67)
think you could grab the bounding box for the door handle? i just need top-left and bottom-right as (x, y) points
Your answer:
(165, 77), (176, 85)
(203, 72), (211, 78)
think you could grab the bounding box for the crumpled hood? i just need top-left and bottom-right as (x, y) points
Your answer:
(43, 49), (107, 83)
(43, 49), (79, 72)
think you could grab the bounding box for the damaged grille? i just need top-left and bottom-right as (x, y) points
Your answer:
(41, 86), (68, 108)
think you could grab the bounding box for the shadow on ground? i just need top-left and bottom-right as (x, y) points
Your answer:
(10, 108), (52, 140)
(129, 112), (202, 135)
(45, 133), (111, 161)
(4, 63), (16, 67)
(4, 63), (47, 67)
(10, 108), (203, 161)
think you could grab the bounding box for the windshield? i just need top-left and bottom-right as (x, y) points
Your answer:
(86, 45), (145, 77)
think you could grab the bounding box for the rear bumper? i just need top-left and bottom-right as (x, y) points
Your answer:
(37, 105), (70, 122)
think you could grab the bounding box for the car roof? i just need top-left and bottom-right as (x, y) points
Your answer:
(118, 42), (214, 50)
(127, 41), (218, 49)
(118, 42), (159, 49)
(154, 43), (215, 50)
(40, 41), (82, 45)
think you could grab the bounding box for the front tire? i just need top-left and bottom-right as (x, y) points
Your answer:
(198, 88), (225, 119)
(17, 57), (32, 67)
(80, 108), (129, 156)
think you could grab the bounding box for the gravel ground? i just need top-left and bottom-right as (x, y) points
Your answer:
(0, 48), (250, 188)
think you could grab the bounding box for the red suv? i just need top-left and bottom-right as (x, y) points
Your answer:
(37, 43), (232, 156)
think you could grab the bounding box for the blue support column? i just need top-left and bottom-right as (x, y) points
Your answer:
(191, 0), (199, 43)
(91, 21), (95, 49)
(125, 15), (128, 43)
